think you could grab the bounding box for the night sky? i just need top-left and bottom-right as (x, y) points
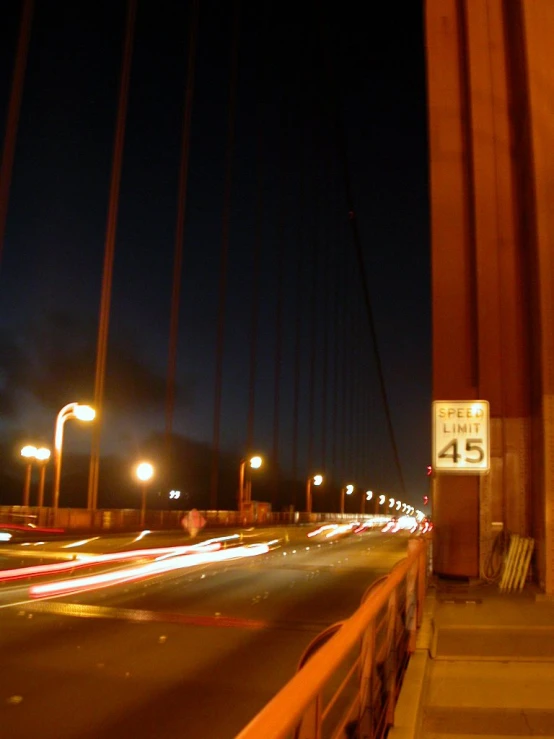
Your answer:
(0, 1), (430, 509)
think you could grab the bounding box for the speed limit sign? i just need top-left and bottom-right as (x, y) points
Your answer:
(432, 400), (490, 473)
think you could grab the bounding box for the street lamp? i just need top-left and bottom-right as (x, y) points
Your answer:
(21, 445), (36, 506)
(238, 455), (263, 513)
(136, 461), (154, 528)
(341, 483), (354, 514)
(306, 473), (324, 514)
(35, 446), (51, 508)
(361, 489), (373, 515)
(52, 402), (96, 511)
(20, 445), (51, 507)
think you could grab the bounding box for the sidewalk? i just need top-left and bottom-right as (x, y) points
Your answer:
(390, 578), (554, 739)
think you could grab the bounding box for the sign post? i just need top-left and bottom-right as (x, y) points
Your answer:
(432, 400), (490, 473)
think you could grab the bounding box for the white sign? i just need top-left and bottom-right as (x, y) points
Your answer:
(432, 400), (490, 473)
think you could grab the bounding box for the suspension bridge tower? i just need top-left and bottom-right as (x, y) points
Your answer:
(425, 0), (554, 593)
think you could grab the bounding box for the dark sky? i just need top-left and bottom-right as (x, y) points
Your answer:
(0, 0), (430, 506)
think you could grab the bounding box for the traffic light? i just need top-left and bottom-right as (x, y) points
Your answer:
(423, 495), (429, 505)
(426, 464), (432, 476)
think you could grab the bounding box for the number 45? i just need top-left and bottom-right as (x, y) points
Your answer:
(438, 438), (484, 464)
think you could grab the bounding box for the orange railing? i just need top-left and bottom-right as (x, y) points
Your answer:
(235, 537), (428, 739)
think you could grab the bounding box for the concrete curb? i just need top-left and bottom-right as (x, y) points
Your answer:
(388, 593), (437, 739)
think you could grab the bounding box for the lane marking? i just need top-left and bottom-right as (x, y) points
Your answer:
(19, 601), (269, 629)
(6, 600), (332, 633)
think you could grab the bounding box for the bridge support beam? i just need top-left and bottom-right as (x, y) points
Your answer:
(425, 0), (554, 592)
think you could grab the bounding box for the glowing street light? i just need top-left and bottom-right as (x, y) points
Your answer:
(238, 455), (264, 513)
(306, 473), (324, 514)
(388, 497), (395, 508)
(52, 402), (96, 511)
(379, 494), (386, 506)
(340, 483), (355, 514)
(21, 445), (36, 507)
(396, 500), (402, 511)
(135, 461), (154, 528)
(361, 489), (373, 515)
(20, 446), (35, 506)
(136, 461), (154, 481)
(21, 446), (51, 507)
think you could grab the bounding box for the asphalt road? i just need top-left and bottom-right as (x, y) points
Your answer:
(0, 526), (410, 739)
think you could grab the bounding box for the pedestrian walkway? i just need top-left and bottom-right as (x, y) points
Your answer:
(390, 578), (554, 739)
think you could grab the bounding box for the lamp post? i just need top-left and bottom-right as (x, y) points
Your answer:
(306, 474), (323, 514)
(238, 455), (263, 513)
(341, 484), (354, 514)
(136, 461), (154, 528)
(36, 447), (51, 508)
(20, 445), (51, 507)
(362, 489), (373, 515)
(20, 445), (35, 506)
(52, 402), (95, 512)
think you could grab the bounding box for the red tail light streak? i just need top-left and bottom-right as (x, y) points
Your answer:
(0, 523), (65, 534)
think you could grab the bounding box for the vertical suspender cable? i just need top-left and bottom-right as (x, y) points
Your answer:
(346, 261), (356, 477)
(330, 237), (339, 476)
(320, 153), (332, 471)
(272, 181), (284, 506)
(291, 143), (305, 505)
(339, 233), (344, 486)
(307, 124), (322, 475)
(330, 166), (342, 478)
(348, 297), (357, 480)
(358, 334), (365, 483)
(165, 0), (200, 454)
(246, 3), (272, 454)
(307, 225), (319, 474)
(210, 0), (241, 510)
(0, 0), (34, 272)
(272, 90), (289, 507)
(87, 0), (136, 512)
(355, 301), (364, 481)
(246, 121), (263, 454)
(316, 2), (406, 497)
(361, 329), (370, 482)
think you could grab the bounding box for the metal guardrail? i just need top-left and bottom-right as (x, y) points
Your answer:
(235, 537), (428, 739)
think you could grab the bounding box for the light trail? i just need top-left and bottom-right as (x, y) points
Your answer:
(29, 543), (271, 598)
(0, 540), (223, 583)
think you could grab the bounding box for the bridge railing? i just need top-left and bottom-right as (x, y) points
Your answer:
(0, 505), (391, 531)
(235, 537), (428, 739)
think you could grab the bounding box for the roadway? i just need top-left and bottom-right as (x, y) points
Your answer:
(0, 524), (410, 739)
